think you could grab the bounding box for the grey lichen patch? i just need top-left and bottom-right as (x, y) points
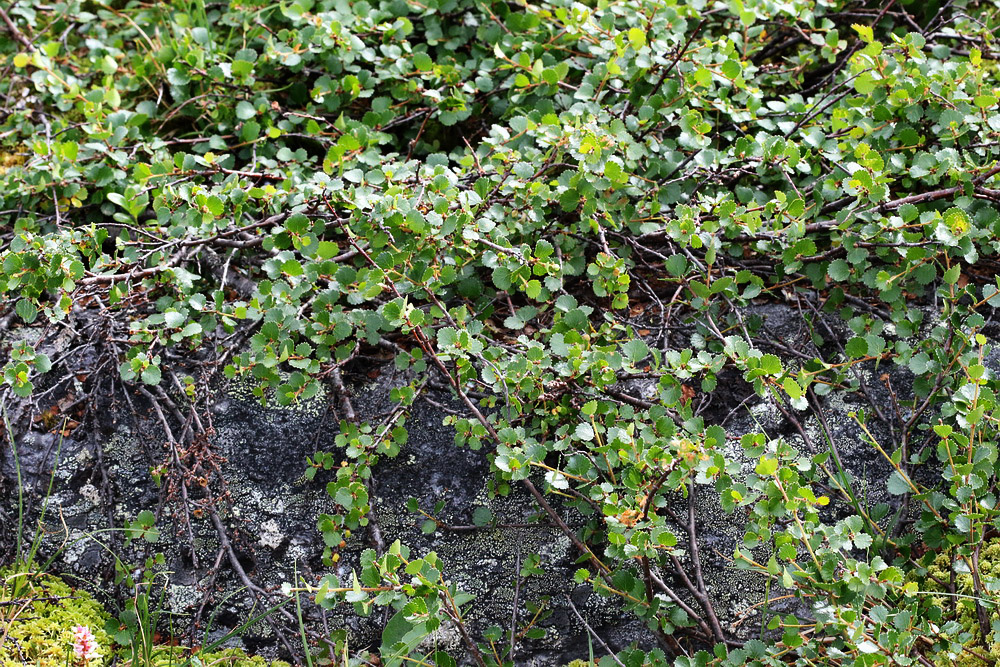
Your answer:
(168, 583), (202, 614)
(222, 375), (328, 419)
(60, 528), (93, 566)
(79, 483), (101, 507)
(536, 533), (572, 563)
(415, 620), (463, 654)
(287, 542), (311, 563)
(258, 519), (284, 549)
(372, 456), (578, 639)
(10, 382), (337, 645)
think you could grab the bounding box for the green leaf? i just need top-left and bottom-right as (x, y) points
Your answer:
(827, 259), (850, 282)
(413, 52), (433, 71)
(852, 23), (874, 43)
(845, 337), (868, 358)
(534, 239), (554, 259)
(665, 254), (688, 277)
(864, 335), (885, 356)
(854, 72), (877, 94)
(755, 457), (778, 476)
(180, 322), (203, 337)
(206, 196), (224, 217)
(721, 60), (742, 79)
(236, 101), (256, 120)
(887, 471), (911, 495)
(15, 299), (37, 323)
(34, 354), (51, 374)
(141, 365), (161, 386)
(627, 27), (646, 49)
(286, 213), (310, 234)
(472, 506), (493, 527)
(317, 241), (339, 259)
(622, 339), (649, 363)
(943, 207), (970, 236)
(758, 354), (782, 375)
(975, 95), (997, 109)
(241, 120), (260, 141)
(12, 381), (33, 398)
(782, 377), (802, 399)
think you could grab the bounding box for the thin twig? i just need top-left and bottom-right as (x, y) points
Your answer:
(0, 6), (33, 49)
(564, 595), (627, 667)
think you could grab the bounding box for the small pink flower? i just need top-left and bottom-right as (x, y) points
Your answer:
(72, 625), (100, 664)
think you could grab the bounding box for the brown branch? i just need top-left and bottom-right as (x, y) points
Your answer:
(646, 568), (715, 642)
(329, 367), (356, 422)
(684, 483), (726, 643)
(0, 6), (32, 50)
(137, 386), (200, 569)
(208, 509), (299, 658)
(180, 213), (287, 248)
(78, 265), (168, 285)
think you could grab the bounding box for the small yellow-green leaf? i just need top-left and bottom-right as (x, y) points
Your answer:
(627, 27), (646, 49)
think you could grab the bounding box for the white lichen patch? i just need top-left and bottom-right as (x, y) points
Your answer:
(287, 543), (311, 562)
(258, 519), (284, 549)
(224, 376), (327, 418)
(61, 529), (93, 566)
(80, 483), (101, 507)
(415, 619), (463, 653)
(537, 533), (571, 562)
(168, 583), (202, 613)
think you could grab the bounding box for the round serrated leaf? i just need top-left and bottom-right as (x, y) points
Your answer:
(15, 299), (37, 323)
(845, 337), (868, 358)
(236, 101), (256, 120)
(141, 365), (161, 385)
(827, 259), (850, 282)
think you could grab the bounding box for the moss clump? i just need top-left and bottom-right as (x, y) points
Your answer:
(918, 539), (1000, 666)
(0, 568), (113, 666)
(122, 646), (292, 666)
(0, 150), (25, 175)
(1, 569), (289, 667)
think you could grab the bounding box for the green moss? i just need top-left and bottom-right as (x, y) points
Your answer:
(916, 539), (1000, 666)
(0, 569), (289, 667)
(125, 646), (292, 666)
(0, 568), (112, 666)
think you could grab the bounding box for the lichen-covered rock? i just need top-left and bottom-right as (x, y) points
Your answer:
(0, 301), (940, 664)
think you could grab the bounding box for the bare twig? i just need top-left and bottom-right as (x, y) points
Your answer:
(564, 595), (627, 667)
(0, 5), (33, 49)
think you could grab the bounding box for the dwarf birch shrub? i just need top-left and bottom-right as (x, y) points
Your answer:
(4, 0), (1000, 664)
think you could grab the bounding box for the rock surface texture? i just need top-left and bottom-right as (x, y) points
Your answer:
(0, 301), (925, 665)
